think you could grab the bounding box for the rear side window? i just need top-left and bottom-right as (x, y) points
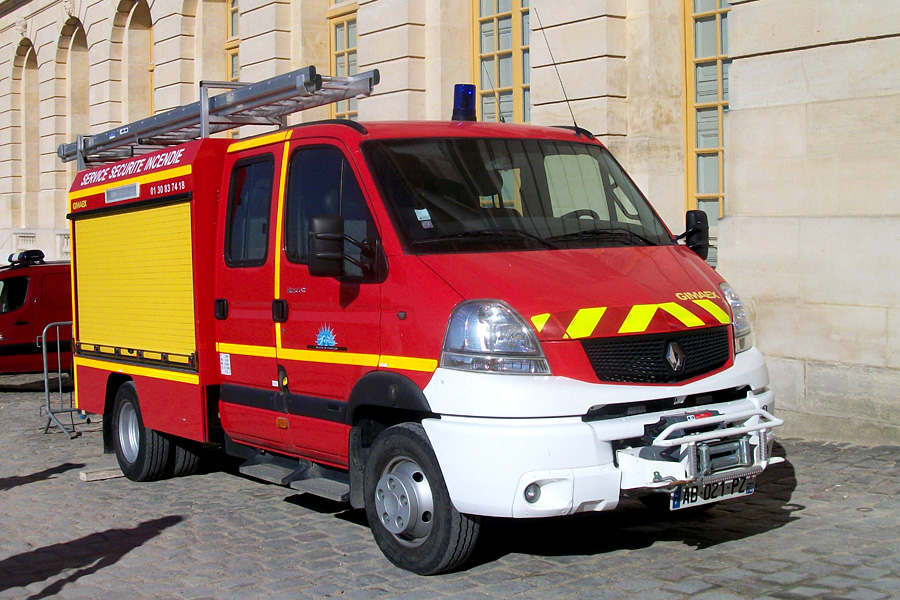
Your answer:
(225, 156), (275, 266)
(285, 146), (378, 278)
(0, 276), (29, 313)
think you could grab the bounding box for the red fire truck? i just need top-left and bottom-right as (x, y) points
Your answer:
(60, 66), (782, 575)
(0, 250), (71, 375)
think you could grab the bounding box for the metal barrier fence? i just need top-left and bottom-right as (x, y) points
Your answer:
(40, 321), (80, 439)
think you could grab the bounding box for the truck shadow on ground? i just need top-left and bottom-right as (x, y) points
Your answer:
(0, 462), (85, 492)
(468, 443), (801, 568)
(0, 515), (183, 600)
(0, 374), (72, 393)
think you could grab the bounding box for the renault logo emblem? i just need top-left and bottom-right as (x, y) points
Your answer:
(666, 341), (685, 372)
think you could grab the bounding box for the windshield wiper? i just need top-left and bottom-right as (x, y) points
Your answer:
(414, 229), (558, 249)
(547, 227), (658, 246)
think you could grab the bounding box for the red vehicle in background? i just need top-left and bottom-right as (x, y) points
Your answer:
(0, 250), (72, 375)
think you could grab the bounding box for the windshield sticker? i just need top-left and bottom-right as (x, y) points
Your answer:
(414, 208), (434, 229)
(310, 325), (347, 351)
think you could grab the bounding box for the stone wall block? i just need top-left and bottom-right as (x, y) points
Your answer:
(358, 89), (425, 120)
(888, 309), (900, 370)
(716, 216), (802, 302)
(360, 0), (424, 34)
(764, 356), (805, 414)
(799, 217), (900, 310)
(725, 157), (808, 217)
(531, 16), (625, 67)
(730, 37), (900, 111)
(806, 94), (900, 156)
(778, 408), (900, 444)
(724, 105), (806, 163)
(531, 0), (625, 27)
(628, 96), (685, 139)
(731, 0), (900, 59)
(363, 24), (425, 66)
(805, 361), (900, 425)
(531, 96), (625, 137)
(239, 31), (292, 68)
(755, 300), (887, 368)
(532, 57), (625, 102)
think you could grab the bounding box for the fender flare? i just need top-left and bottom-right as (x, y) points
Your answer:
(345, 370), (433, 425)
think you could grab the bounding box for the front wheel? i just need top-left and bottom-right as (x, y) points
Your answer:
(111, 382), (170, 482)
(363, 423), (480, 575)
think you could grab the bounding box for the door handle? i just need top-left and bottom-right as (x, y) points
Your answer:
(14, 320), (29, 325)
(272, 299), (288, 323)
(214, 299), (229, 320)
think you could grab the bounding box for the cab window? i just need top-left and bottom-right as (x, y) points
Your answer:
(285, 146), (378, 278)
(225, 156), (275, 266)
(0, 276), (28, 313)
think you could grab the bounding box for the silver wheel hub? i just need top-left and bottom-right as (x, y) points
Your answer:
(375, 458), (434, 547)
(118, 401), (140, 464)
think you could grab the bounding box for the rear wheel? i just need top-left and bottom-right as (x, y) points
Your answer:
(112, 382), (170, 481)
(363, 423), (480, 575)
(171, 442), (201, 477)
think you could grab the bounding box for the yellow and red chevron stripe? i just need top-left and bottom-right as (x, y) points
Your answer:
(531, 299), (731, 340)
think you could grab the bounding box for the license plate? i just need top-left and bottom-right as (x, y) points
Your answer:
(670, 474), (755, 510)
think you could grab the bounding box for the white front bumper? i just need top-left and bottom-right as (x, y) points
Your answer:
(421, 349), (780, 518)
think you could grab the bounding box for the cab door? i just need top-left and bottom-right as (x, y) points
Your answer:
(0, 274), (36, 373)
(276, 142), (382, 464)
(214, 149), (284, 449)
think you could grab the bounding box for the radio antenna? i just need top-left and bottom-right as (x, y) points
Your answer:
(480, 59), (505, 123)
(533, 7), (579, 131)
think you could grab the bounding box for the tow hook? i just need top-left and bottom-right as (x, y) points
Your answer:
(650, 471), (693, 489)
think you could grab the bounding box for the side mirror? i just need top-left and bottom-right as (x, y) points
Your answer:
(308, 215), (344, 277)
(683, 209), (709, 260)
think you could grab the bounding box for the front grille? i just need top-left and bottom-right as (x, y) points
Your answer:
(581, 326), (730, 383)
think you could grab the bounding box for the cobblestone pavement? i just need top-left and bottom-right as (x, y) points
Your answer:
(1, 377), (899, 600)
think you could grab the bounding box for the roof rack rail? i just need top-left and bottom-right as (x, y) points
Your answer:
(58, 65), (380, 168)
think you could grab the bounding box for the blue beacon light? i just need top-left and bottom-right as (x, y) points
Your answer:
(451, 84), (477, 121)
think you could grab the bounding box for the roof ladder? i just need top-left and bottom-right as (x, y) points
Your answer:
(58, 65), (380, 168)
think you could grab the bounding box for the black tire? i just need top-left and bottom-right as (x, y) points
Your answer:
(111, 382), (171, 482)
(171, 442), (201, 477)
(363, 423), (480, 575)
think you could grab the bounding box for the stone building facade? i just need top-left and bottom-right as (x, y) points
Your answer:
(0, 0), (896, 443)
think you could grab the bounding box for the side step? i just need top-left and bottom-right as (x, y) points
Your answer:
(239, 452), (350, 503)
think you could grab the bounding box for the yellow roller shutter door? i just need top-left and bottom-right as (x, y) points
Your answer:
(75, 201), (196, 358)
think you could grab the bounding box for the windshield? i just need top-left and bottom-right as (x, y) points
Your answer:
(363, 137), (673, 254)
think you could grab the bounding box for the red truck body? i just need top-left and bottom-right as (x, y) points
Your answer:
(65, 83), (781, 575)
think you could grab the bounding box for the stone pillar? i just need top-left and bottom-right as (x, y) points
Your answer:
(357, 0), (426, 120)
(621, 0), (687, 232)
(423, 0), (470, 121)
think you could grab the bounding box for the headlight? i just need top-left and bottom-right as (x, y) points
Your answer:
(719, 282), (754, 353)
(441, 300), (550, 374)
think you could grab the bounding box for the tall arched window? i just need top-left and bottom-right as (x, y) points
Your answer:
(16, 42), (40, 230)
(58, 20), (90, 245)
(61, 21), (90, 144)
(121, 0), (154, 120)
